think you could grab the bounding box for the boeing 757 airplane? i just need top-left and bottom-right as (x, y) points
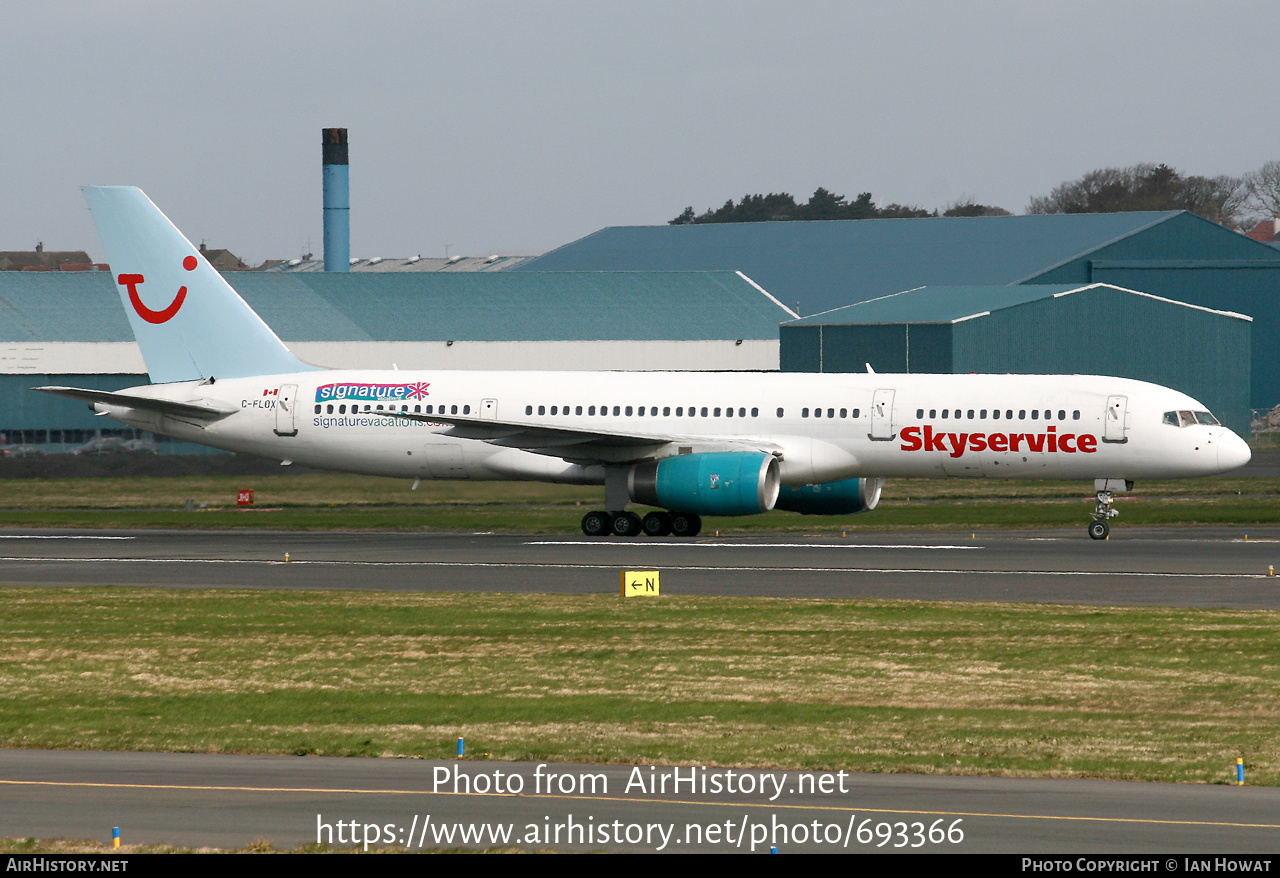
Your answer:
(37, 187), (1251, 539)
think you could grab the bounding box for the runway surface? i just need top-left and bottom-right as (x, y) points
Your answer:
(0, 526), (1278, 607)
(3, 749), (1278, 853)
(4, 527), (1280, 853)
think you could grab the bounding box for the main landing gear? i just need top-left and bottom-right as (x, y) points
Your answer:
(586, 466), (703, 537)
(580, 510), (703, 538)
(1088, 478), (1133, 540)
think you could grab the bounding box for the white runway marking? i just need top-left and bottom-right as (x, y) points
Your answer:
(0, 556), (1269, 578)
(523, 541), (982, 550)
(0, 535), (134, 540)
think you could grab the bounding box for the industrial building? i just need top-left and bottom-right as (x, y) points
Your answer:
(780, 283), (1252, 434)
(520, 210), (1280, 410)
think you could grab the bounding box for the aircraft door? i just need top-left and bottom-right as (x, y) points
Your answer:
(869, 389), (896, 440)
(1104, 395), (1129, 443)
(480, 398), (498, 419)
(273, 384), (299, 437)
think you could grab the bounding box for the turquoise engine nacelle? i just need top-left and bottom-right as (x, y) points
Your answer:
(629, 452), (781, 516)
(773, 477), (884, 516)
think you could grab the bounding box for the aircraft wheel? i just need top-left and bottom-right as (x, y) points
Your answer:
(642, 511), (672, 537)
(611, 511), (642, 537)
(581, 510), (612, 537)
(669, 512), (702, 538)
(1088, 520), (1109, 541)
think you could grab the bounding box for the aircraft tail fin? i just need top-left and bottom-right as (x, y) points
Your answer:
(82, 186), (317, 383)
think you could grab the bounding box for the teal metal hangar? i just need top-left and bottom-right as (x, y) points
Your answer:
(520, 211), (1280, 411)
(780, 283), (1252, 435)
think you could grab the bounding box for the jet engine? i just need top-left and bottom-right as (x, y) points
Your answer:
(773, 477), (884, 515)
(629, 452), (781, 516)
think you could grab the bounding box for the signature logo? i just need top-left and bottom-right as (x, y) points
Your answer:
(899, 425), (1098, 457)
(315, 382), (431, 403)
(117, 255), (197, 324)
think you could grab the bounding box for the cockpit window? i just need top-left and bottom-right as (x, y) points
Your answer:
(1163, 410), (1220, 428)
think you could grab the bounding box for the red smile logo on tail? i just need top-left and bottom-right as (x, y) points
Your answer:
(118, 255), (196, 324)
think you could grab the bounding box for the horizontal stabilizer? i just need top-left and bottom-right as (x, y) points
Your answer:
(33, 386), (236, 422)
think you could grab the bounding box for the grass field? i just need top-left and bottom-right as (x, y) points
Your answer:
(3, 588), (1278, 785)
(1, 472), (1277, 532)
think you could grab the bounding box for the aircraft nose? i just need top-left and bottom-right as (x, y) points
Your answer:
(1217, 430), (1252, 473)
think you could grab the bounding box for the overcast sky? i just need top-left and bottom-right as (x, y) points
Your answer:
(5, 1), (1279, 265)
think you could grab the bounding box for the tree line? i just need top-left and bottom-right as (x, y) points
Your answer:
(669, 188), (1009, 225)
(671, 161), (1280, 229)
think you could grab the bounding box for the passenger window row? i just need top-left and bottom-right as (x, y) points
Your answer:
(313, 401), (1018, 423)
(312, 401), (1094, 426)
(801, 408), (860, 419)
(915, 408), (1081, 421)
(518, 405), (871, 420)
(524, 404), (762, 418)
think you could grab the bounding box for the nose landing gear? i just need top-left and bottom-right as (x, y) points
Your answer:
(1089, 479), (1132, 540)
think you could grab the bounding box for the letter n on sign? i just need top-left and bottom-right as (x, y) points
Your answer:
(620, 570), (661, 598)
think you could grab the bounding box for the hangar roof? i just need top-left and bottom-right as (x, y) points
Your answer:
(517, 210), (1280, 316)
(785, 283), (1254, 326)
(0, 270), (790, 343)
(262, 254), (538, 272)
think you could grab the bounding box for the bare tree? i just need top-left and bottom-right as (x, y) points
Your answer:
(1028, 166), (1147, 215)
(1028, 163), (1246, 226)
(1243, 160), (1280, 219)
(1180, 174), (1248, 227)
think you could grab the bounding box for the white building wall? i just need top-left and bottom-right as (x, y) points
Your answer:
(0, 340), (780, 375)
(0, 343), (147, 374)
(291, 340), (779, 371)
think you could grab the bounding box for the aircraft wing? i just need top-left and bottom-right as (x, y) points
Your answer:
(33, 386), (237, 423)
(392, 410), (775, 460)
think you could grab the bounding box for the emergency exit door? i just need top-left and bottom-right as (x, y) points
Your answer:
(1104, 395), (1129, 443)
(273, 384), (298, 437)
(870, 389), (896, 440)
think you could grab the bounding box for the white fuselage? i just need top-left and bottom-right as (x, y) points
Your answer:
(96, 369), (1251, 486)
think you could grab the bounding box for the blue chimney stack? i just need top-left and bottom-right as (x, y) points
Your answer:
(322, 128), (349, 272)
